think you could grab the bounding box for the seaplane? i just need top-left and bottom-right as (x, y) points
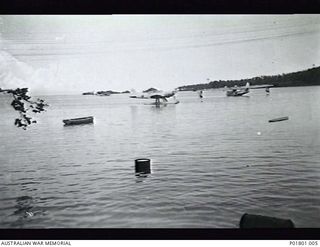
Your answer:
(226, 82), (250, 97)
(148, 90), (179, 106)
(129, 89), (179, 106)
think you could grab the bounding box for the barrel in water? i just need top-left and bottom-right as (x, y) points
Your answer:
(240, 213), (295, 228)
(135, 158), (151, 174)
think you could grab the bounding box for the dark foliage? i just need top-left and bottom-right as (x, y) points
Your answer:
(0, 87), (48, 129)
(143, 88), (159, 93)
(96, 90), (121, 95)
(177, 66), (320, 91)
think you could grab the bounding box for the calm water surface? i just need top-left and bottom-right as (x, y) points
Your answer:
(0, 86), (319, 228)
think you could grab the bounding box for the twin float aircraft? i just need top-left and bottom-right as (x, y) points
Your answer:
(225, 82), (272, 97)
(226, 82), (251, 97)
(129, 88), (180, 106)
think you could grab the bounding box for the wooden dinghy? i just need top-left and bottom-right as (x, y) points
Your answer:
(268, 116), (289, 123)
(63, 116), (94, 126)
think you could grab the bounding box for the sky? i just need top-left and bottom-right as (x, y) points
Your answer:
(0, 15), (320, 95)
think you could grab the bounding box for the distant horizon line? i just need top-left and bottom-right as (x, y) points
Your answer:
(1, 64), (317, 96)
(23, 64), (318, 95)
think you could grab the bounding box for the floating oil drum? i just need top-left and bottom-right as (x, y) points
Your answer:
(239, 213), (295, 228)
(135, 158), (151, 174)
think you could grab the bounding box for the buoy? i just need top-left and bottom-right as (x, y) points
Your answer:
(135, 158), (151, 174)
(239, 213), (295, 228)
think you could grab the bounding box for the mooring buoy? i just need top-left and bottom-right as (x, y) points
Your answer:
(135, 158), (151, 174)
(239, 213), (295, 228)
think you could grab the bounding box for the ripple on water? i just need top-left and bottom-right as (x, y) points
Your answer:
(1, 88), (320, 228)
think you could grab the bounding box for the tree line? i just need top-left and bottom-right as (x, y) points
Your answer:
(177, 66), (320, 91)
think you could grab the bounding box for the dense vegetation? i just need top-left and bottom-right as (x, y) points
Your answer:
(143, 88), (159, 93)
(177, 66), (320, 91)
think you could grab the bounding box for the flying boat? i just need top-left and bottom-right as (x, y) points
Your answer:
(226, 83), (250, 97)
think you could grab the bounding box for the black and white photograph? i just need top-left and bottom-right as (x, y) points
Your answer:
(0, 15), (320, 232)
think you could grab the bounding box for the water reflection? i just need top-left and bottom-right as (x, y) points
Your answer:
(135, 173), (151, 183)
(10, 196), (35, 227)
(151, 104), (167, 110)
(62, 123), (94, 129)
(130, 105), (138, 130)
(13, 196), (34, 216)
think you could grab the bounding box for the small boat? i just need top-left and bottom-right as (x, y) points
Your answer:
(63, 116), (94, 126)
(268, 116), (289, 123)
